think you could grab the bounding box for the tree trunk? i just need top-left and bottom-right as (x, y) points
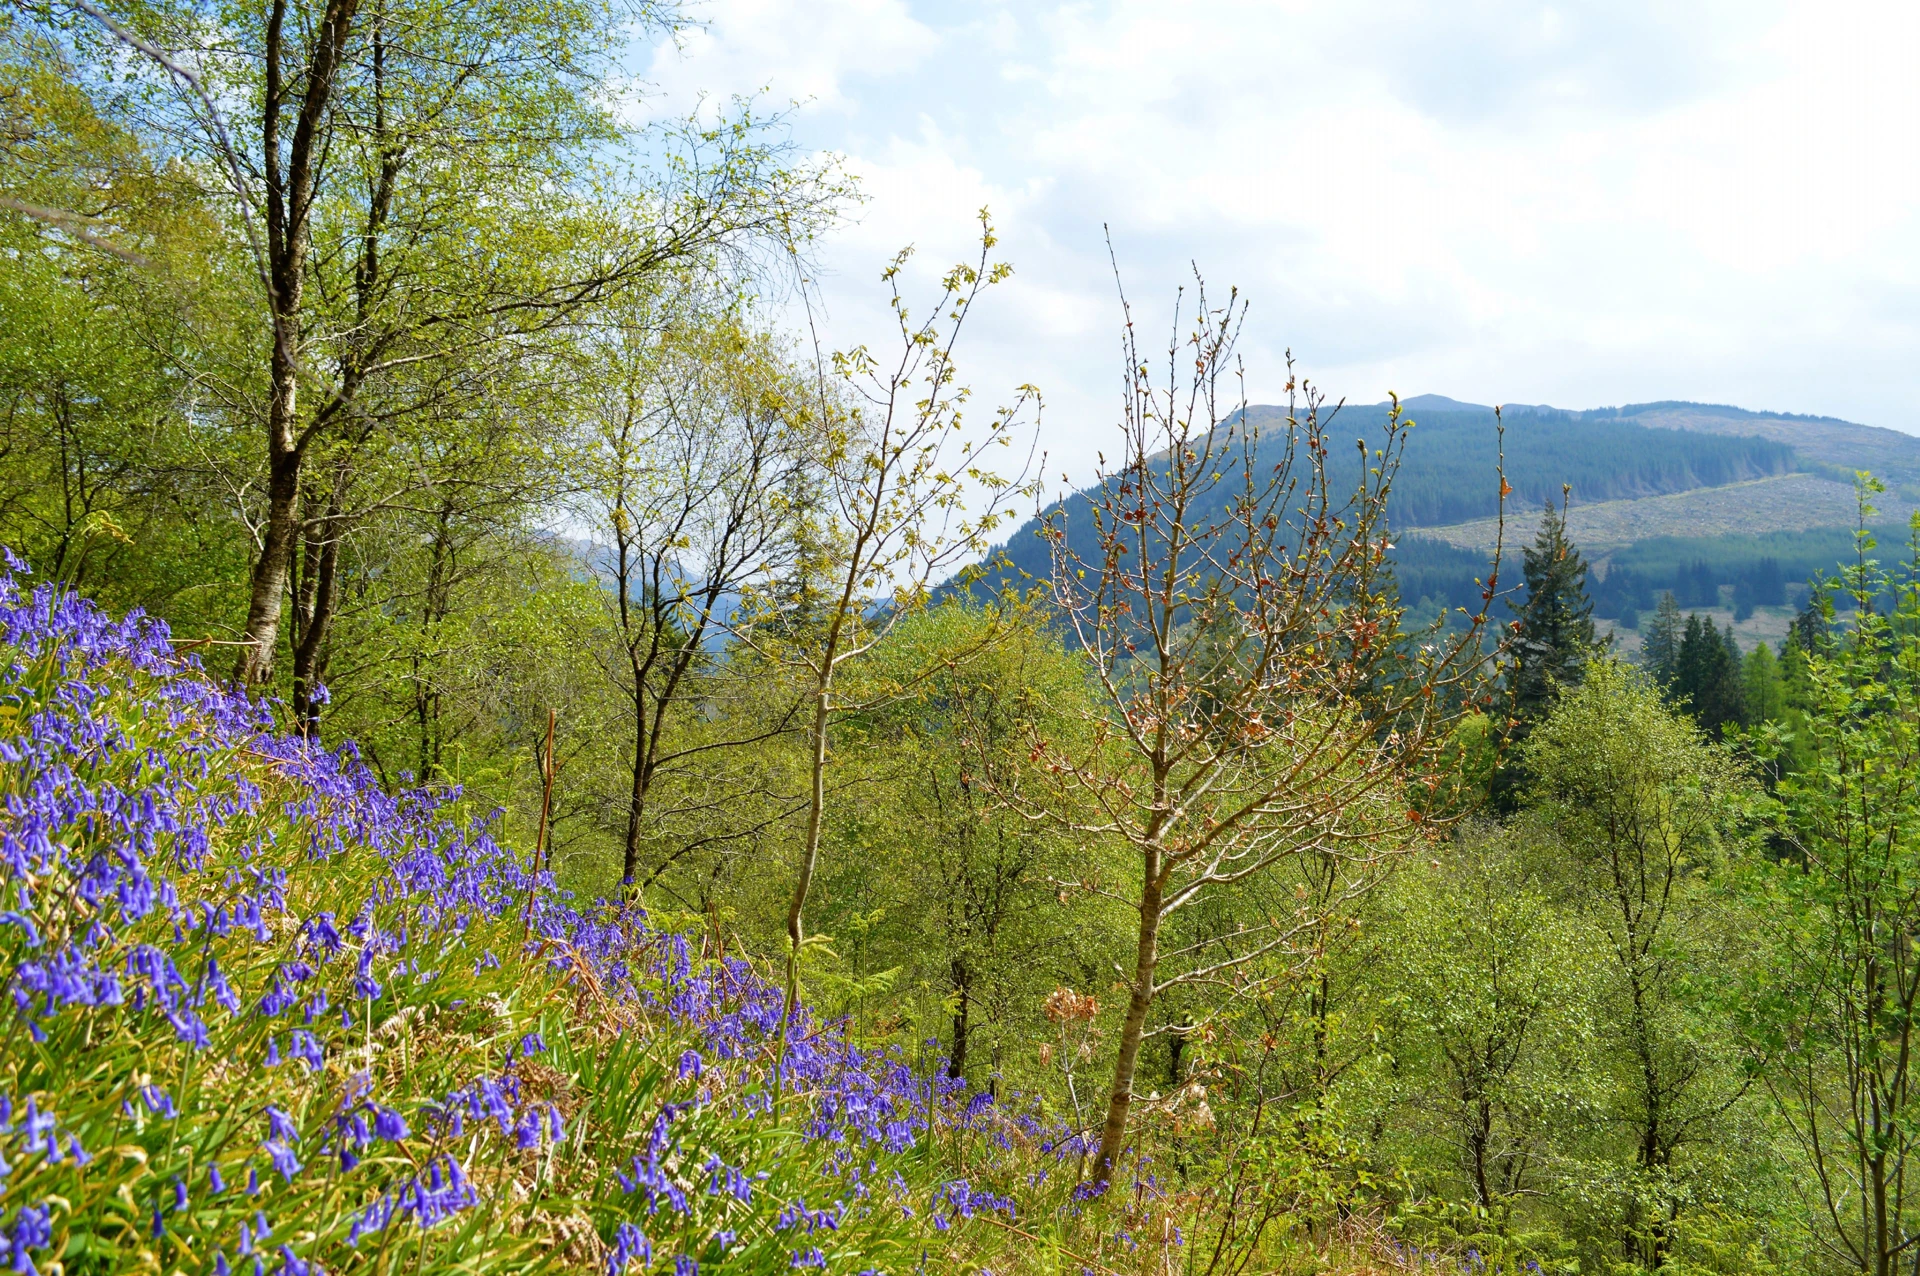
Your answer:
(1626, 976), (1669, 1266)
(1095, 866), (1163, 1180)
(1167, 1015), (1192, 1086)
(1470, 1096), (1495, 1210)
(237, 391), (301, 688)
(289, 486), (343, 737)
(948, 956), (971, 1081)
(622, 684), (649, 885)
(238, 0), (360, 688)
(774, 680), (831, 1102)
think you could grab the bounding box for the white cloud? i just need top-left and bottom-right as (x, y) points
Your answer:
(632, 0), (1920, 491)
(644, 0), (938, 115)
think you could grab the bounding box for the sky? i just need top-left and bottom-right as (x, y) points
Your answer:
(638, 0), (1920, 487)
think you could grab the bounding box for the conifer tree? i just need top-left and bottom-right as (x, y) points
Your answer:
(1673, 614), (1747, 736)
(1767, 627), (1821, 778)
(1744, 642), (1786, 725)
(1494, 496), (1604, 807)
(1506, 497), (1604, 725)
(1642, 591), (1684, 685)
(1788, 597), (1826, 655)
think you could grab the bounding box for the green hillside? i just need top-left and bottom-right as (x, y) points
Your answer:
(976, 397), (1920, 617)
(981, 402), (1787, 591)
(1619, 400), (1920, 493)
(1241, 401), (1797, 526)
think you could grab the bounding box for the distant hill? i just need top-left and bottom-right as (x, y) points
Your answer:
(968, 398), (1920, 635)
(1603, 401), (1920, 493)
(1237, 400), (1798, 527)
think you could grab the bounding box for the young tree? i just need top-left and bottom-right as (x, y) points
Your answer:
(1493, 495), (1603, 807)
(306, 386), (584, 772)
(572, 291), (810, 888)
(1787, 597), (1826, 655)
(912, 614), (1091, 1082)
(734, 217), (1038, 1087)
(1028, 274), (1502, 1180)
(822, 604), (1112, 1084)
(1743, 641), (1786, 727)
(1765, 629), (1820, 781)
(1381, 833), (1593, 1215)
(1525, 660), (1758, 1266)
(1749, 484), (1920, 1276)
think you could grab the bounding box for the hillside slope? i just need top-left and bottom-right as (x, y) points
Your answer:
(975, 398), (1920, 627)
(1416, 473), (1860, 554)
(0, 560), (1170, 1275)
(1390, 395), (1920, 491)
(1622, 401), (1920, 492)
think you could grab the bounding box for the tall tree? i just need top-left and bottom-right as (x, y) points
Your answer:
(1641, 590), (1684, 686)
(1506, 494), (1602, 726)
(734, 218), (1037, 1096)
(0, 19), (252, 620)
(821, 604), (1109, 1084)
(1028, 275), (1501, 1181)
(1749, 484), (1920, 1276)
(89, 0), (832, 706)
(1788, 596), (1826, 655)
(1381, 832), (1593, 1215)
(1744, 641), (1786, 727)
(1525, 660), (1758, 1266)
(573, 291), (809, 888)
(1673, 614), (1746, 736)
(1493, 494), (1602, 807)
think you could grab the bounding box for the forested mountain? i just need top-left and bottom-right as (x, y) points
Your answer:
(980, 394), (1920, 627)
(1247, 399), (1798, 525)
(1620, 399), (1920, 492)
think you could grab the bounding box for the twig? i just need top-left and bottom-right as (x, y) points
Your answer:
(521, 709), (557, 946)
(64, 0), (277, 312)
(173, 637), (258, 649)
(0, 196), (151, 265)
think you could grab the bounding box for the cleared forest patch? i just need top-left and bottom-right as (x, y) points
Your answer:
(1410, 472), (1891, 554)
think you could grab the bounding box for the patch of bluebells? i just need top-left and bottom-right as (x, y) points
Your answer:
(0, 554), (1113, 1274)
(932, 1179), (1017, 1226)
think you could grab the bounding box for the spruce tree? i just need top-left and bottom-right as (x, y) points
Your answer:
(1675, 614), (1710, 708)
(1506, 499), (1604, 725)
(1673, 614), (1748, 736)
(1494, 498), (1604, 807)
(1642, 591), (1684, 686)
(1720, 623), (1751, 727)
(1788, 597), (1826, 655)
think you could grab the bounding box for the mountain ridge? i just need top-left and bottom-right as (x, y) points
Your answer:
(964, 397), (1920, 625)
(1388, 394), (1872, 430)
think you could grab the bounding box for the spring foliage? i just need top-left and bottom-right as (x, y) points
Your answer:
(0, 556), (1139, 1275)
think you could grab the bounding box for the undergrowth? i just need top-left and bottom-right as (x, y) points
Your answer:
(0, 555), (1499, 1274)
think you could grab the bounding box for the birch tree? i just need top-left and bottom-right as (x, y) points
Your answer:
(735, 215), (1038, 1090)
(75, 0), (834, 704)
(572, 291), (809, 889)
